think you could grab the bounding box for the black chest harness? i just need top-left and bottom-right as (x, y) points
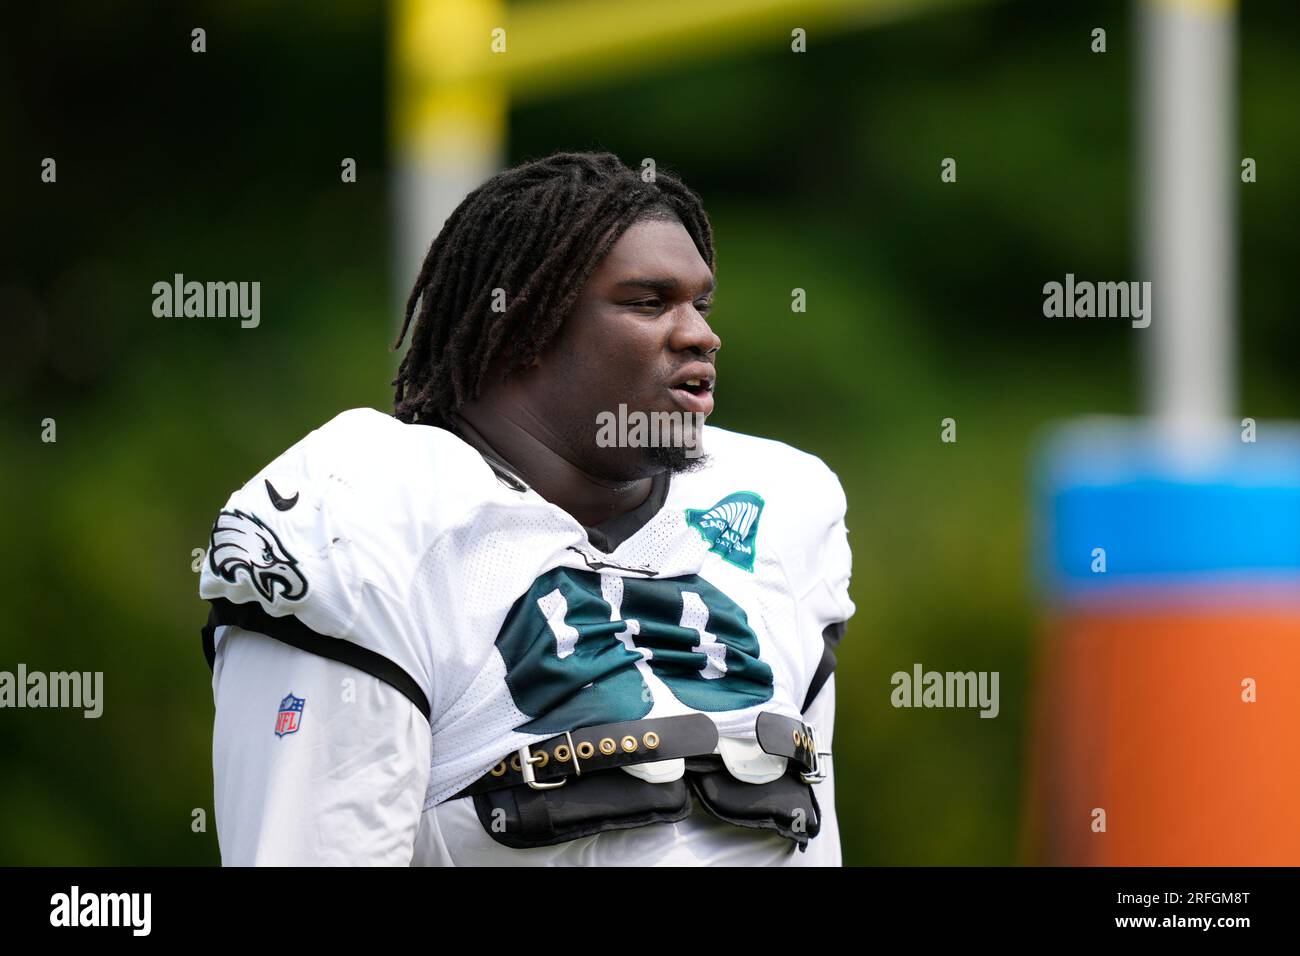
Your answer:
(441, 618), (843, 853)
(448, 708), (831, 851)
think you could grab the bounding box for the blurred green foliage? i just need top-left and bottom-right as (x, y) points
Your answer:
(1, 0), (1295, 865)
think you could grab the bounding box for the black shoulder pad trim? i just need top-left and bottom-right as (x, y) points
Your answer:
(801, 620), (846, 713)
(201, 597), (432, 723)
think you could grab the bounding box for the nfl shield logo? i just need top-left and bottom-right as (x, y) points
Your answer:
(275, 693), (305, 737)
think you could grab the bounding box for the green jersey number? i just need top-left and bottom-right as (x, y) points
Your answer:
(496, 567), (774, 734)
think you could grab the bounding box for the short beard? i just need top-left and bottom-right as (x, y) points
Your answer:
(577, 408), (710, 480)
(644, 444), (710, 476)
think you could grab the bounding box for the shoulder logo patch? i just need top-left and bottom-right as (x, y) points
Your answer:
(264, 478), (299, 511)
(208, 509), (309, 602)
(275, 693), (305, 737)
(685, 491), (765, 572)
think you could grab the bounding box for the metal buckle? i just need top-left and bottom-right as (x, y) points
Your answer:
(519, 731), (577, 791)
(800, 723), (831, 785)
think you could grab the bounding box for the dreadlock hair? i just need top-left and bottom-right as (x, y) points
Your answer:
(391, 151), (715, 426)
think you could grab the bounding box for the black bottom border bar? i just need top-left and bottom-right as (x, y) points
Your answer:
(0, 866), (1288, 940)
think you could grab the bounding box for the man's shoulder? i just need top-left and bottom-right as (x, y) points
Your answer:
(693, 425), (854, 619)
(286, 407), (480, 481)
(199, 409), (498, 633)
(698, 424), (847, 502)
(236, 407), (503, 518)
(199, 408), (514, 711)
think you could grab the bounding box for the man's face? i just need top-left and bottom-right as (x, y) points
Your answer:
(517, 215), (720, 483)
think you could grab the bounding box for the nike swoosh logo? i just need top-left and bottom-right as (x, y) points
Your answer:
(265, 479), (299, 511)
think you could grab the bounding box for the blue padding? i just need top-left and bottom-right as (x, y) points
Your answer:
(1036, 419), (1300, 594)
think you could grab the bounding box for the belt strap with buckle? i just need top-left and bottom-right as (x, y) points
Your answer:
(450, 714), (719, 799)
(755, 711), (830, 784)
(451, 711), (830, 799)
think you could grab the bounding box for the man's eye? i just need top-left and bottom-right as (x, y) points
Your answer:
(629, 299), (662, 311)
(696, 300), (713, 314)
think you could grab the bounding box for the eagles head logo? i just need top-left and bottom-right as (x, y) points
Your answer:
(208, 509), (308, 602)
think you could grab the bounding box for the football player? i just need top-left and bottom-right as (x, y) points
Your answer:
(199, 151), (855, 865)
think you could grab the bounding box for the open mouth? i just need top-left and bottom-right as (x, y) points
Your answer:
(673, 376), (714, 397)
(667, 369), (716, 415)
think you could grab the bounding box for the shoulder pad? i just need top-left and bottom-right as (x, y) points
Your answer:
(198, 408), (492, 716)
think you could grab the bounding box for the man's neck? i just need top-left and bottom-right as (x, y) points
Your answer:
(452, 404), (657, 529)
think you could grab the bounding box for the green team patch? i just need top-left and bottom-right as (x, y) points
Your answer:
(685, 491), (765, 572)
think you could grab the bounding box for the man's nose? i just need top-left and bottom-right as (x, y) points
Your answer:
(669, 302), (721, 356)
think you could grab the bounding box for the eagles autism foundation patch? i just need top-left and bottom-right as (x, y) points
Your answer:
(685, 492), (764, 572)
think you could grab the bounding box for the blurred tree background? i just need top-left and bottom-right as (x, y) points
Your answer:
(0, 0), (1295, 865)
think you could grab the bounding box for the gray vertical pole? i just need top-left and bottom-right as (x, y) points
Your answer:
(1138, 0), (1237, 439)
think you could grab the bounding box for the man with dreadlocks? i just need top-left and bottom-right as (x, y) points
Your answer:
(199, 151), (855, 866)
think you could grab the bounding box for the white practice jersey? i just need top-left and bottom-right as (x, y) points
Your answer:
(200, 407), (855, 865)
